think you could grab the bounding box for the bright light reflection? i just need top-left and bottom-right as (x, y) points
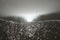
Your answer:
(13, 11), (48, 22)
(23, 15), (35, 22)
(20, 14), (39, 22)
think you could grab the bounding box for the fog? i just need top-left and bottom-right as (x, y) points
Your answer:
(0, 0), (60, 17)
(0, 0), (60, 22)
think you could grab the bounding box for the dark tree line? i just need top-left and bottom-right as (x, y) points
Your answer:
(0, 16), (25, 23)
(35, 12), (60, 21)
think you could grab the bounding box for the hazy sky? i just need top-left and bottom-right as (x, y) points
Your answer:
(0, 0), (60, 17)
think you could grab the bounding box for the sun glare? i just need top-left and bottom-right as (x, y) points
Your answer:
(20, 13), (39, 22)
(24, 15), (34, 22)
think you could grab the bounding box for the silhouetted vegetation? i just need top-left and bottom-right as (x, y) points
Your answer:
(0, 16), (25, 23)
(35, 12), (60, 21)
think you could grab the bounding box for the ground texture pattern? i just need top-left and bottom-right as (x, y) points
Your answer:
(0, 20), (60, 40)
